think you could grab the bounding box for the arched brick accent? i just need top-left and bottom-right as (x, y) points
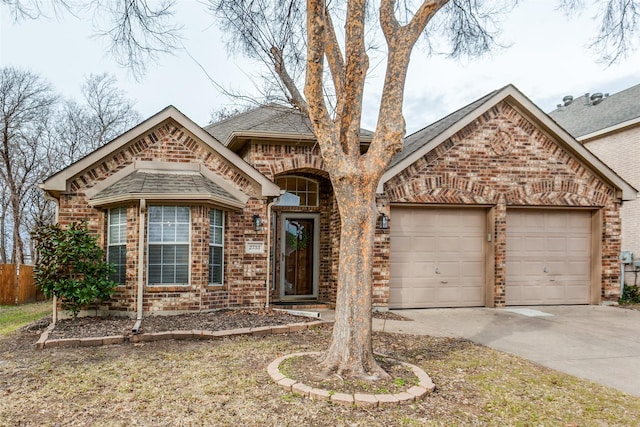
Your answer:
(387, 174), (498, 205)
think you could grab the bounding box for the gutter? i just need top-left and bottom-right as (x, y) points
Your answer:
(132, 199), (146, 333)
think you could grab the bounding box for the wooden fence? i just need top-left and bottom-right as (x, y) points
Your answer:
(0, 264), (45, 305)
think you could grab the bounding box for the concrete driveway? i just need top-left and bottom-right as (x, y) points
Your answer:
(372, 305), (640, 397)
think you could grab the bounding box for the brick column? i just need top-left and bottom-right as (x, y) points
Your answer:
(493, 197), (507, 306)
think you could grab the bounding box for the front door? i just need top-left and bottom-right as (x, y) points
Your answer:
(280, 213), (319, 299)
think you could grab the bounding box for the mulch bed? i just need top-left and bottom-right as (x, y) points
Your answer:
(48, 308), (318, 340)
(46, 308), (412, 340)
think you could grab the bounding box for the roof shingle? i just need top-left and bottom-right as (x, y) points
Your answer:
(91, 171), (237, 202)
(548, 83), (640, 138)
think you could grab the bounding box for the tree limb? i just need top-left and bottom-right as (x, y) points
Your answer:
(339, 0), (369, 160)
(271, 46), (309, 113)
(322, 8), (345, 116)
(365, 0), (447, 175)
(304, 0), (341, 169)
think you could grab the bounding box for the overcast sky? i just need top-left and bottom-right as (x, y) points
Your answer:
(1, 1), (639, 134)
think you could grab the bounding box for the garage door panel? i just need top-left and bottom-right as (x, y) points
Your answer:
(391, 235), (414, 250)
(567, 260), (590, 276)
(506, 210), (591, 306)
(390, 207), (486, 309)
(546, 237), (567, 252)
(567, 237), (590, 253)
(390, 260), (411, 278)
(412, 261), (436, 278)
(520, 236), (546, 253)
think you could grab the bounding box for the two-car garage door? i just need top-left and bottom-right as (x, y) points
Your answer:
(389, 207), (593, 308)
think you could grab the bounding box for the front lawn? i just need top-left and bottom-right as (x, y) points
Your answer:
(0, 301), (50, 335)
(1, 322), (639, 426)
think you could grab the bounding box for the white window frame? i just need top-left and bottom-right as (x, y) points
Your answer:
(209, 209), (225, 286)
(107, 207), (127, 285)
(147, 206), (191, 286)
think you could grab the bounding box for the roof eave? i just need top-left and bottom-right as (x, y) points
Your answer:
(225, 130), (374, 152)
(88, 193), (247, 210)
(577, 115), (640, 142)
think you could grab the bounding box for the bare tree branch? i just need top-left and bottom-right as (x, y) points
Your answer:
(0, 67), (57, 263)
(92, 0), (183, 78)
(592, 0), (640, 63)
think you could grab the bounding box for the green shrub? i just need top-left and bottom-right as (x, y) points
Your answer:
(31, 222), (117, 318)
(619, 284), (640, 304)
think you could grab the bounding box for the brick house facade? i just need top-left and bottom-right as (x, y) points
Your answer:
(41, 85), (636, 317)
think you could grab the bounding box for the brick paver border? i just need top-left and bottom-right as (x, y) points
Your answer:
(267, 352), (435, 407)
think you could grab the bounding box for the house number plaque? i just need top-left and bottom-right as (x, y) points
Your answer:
(245, 241), (265, 254)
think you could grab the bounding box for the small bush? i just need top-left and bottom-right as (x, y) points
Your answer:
(619, 284), (640, 304)
(31, 222), (117, 318)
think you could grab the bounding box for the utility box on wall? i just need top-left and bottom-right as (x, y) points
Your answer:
(620, 251), (633, 264)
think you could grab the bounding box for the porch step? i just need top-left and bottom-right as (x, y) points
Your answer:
(271, 301), (332, 310)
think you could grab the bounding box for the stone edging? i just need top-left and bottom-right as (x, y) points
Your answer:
(36, 321), (328, 349)
(267, 352), (436, 407)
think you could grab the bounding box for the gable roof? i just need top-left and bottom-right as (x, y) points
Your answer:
(204, 103), (374, 151)
(41, 105), (280, 198)
(548, 83), (640, 140)
(379, 84), (637, 201)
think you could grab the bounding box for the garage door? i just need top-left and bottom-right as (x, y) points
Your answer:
(506, 209), (592, 305)
(390, 207), (486, 309)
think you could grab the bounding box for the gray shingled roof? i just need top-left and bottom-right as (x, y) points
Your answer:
(91, 171), (238, 202)
(204, 103), (374, 144)
(389, 90), (498, 168)
(549, 83), (640, 138)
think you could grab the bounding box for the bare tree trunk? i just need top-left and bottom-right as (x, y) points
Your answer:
(10, 195), (23, 265)
(0, 186), (7, 263)
(321, 176), (388, 379)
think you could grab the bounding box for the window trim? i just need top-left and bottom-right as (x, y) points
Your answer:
(209, 208), (225, 286)
(107, 206), (127, 286)
(147, 205), (191, 286)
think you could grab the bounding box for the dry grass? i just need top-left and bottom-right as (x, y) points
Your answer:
(1, 321), (640, 426)
(0, 301), (50, 335)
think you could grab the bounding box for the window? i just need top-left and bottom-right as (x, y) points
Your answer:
(148, 206), (190, 285)
(275, 176), (319, 207)
(209, 209), (224, 285)
(107, 207), (127, 285)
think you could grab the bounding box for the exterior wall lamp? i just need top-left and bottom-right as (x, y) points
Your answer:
(379, 213), (389, 230)
(252, 214), (263, 232)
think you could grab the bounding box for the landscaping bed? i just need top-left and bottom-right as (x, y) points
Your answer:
(48, 308), (317, 340)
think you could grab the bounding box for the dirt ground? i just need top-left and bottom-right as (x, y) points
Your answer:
(2, 309), (640, 426)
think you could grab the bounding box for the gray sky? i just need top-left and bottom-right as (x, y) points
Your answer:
(1, 1), (638, 134)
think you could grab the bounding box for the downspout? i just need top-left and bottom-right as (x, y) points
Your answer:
(132, 199), (146, 333)
(51, 196), (60, 324)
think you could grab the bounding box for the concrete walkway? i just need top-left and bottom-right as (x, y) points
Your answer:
(369, 305), (640, 397)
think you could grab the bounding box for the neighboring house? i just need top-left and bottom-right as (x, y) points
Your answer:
(549, 84), (640, 280)
(41, 84), (635, 316)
